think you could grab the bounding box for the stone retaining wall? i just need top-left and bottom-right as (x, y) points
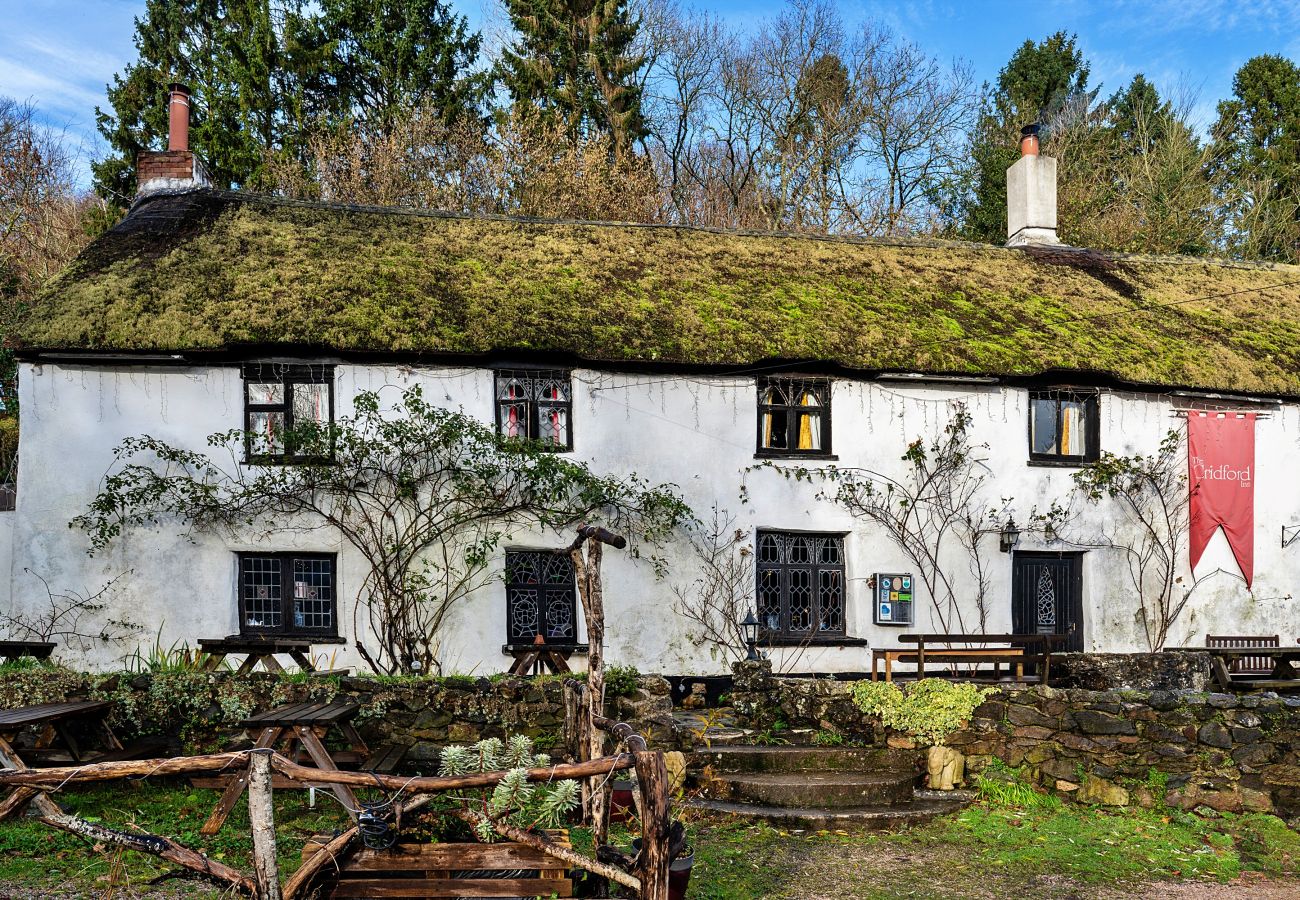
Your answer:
(730, 661), (1300, 818)
(0, 667), (676, 763)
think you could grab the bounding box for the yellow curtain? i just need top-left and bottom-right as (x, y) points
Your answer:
(798, 392), (816, 450)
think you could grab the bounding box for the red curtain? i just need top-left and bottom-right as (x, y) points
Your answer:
(1188, 413), (1255, 587)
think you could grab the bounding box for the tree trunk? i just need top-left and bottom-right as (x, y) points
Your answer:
(247, 751), (281, 900)
(572, 537), (609, 846)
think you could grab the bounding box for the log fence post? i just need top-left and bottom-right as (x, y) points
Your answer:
(633, 750), (671, 900)
(247, 750), (282, 900)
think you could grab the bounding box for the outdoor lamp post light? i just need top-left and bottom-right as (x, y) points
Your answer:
(1000, 517), (1021, 553)
(741, 609), (760, 661)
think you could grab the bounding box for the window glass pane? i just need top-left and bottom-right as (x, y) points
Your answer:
(538, 405), (569, 447)
(242, 557), (282, 628)
(762, 411), (788, 449)
(788, 568), (812, 631)
(292, 558), (333, 630)
(757, 568), (782, 631)
(796, 411), (821, 450)
(544, 589), (575, 638)
(1030, 399), (1058, 455)
(819, 568), (843, 631)
(1061, 400), (1088, 456)
(249, 411), (285, 455)
(293, 382), (330, 426)
(498, 378), (526, 402)
(499, 402), (527, 439)
(508, 587), (540, 639)
(247, 382), (284, 405)
(760, 384), (787, 405)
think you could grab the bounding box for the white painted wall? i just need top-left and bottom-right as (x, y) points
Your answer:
(8, 361), (1300, 674)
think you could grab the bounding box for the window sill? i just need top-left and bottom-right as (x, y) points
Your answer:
(760, 636), (868, 648)
(232, 634), (345, 644)
(1027, 458), (1096, 469)
(754, 452), (839, 461)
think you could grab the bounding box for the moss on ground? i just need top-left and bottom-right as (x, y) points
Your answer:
(22, 190), (1300, 396)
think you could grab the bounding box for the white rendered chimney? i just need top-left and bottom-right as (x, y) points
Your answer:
(1006, 124), (1059, 247)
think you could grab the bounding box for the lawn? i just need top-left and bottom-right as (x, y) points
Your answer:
(1, 780), (1298, 898)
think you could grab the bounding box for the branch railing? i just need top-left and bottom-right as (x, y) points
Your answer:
(0, 719), (675, 900)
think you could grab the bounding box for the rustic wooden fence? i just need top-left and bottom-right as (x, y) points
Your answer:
(0, 717), (677, 899)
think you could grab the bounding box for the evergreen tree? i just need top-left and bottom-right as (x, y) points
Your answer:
(957, 32), (1091, 243)
(1211, 54), (1300, 262)
(498, 0), (647, 156)
(296, 0), (486, 131)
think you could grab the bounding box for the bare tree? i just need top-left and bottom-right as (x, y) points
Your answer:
(1, 570), (140, 654)
(671, 506), (754, 665)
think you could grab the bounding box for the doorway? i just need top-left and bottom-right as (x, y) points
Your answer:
(1012, 552), (1084, 653)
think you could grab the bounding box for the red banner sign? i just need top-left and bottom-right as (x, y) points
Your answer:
(1188, 413), (1255, 587)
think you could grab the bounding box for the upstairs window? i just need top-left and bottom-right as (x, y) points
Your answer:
(755, 531), (846, 641)
(504, 551), (578, 644)
(1029, 391), (1099, 464)
(495, 369), (572, 451)
(238, 552), (337, 637)
(243, 363), (334, 462)
(757, 377), (831, 456)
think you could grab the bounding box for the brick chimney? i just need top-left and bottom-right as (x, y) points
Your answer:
(136, 84), (210, 198)
(1005, 124), (1059, 247)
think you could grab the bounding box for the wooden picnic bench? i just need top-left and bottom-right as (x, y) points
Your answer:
(197, 636), (319, 674)
(1206, 634), (1280, 674)
(0, 640), (55, 664)
(1171, 644), (1300, 693)
(503, 642), (588, 676)
(872, 634), (1065, 685)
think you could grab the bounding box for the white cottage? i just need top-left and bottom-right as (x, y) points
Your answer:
(4, 128), (1300, 676)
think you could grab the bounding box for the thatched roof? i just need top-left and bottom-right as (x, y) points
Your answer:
(22, 189), (1300, 396)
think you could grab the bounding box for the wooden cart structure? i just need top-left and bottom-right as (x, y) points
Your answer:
(0, 715), (678, 900)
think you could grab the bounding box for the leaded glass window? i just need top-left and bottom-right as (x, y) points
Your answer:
(242, 363), (334, 462)
(755, 531), (846, 640)
(505, 551), (577, 643)
(495, 369), (573, 451)
(757, 378), (832, 456)
(1029, 391), (1099, 463)
(238, 553), (336, 636)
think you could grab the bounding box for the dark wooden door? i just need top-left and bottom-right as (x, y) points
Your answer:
(1012, 552), (1084, 652)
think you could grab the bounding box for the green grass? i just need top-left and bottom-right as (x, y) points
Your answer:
(1, 781), (1298, 897)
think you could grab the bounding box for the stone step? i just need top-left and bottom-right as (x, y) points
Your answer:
(705, 771), (916, 809)
(683, 791), (971, 831)
(692, 744), (919, 775)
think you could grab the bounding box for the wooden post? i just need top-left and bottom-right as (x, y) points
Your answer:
(572, 536), (612, 846)
(633, 750), (671, 900)
(247, 751), (282, 900)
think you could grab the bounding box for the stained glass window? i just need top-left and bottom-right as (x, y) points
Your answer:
(505, 551), (577, 643)
(494, 370), (573, 451)
(238, 553), (336, 636)
(754, 531), (846, 640)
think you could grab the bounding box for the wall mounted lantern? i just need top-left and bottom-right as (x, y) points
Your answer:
(999, 517), (1020, 553)
(741, 609), (760, 661)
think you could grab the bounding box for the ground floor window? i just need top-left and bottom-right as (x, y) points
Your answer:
(505, 551), (577, 643)
(756, 531), (846, 640)
(238, 553), (337, 636)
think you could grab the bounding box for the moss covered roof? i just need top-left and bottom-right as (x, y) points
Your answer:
(21, 189), (1300, 397)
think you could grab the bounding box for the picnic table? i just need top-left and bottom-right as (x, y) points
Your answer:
(1171, 645), (1300, 692)
(502, 642), (588, 676)
(872, 634), (1065, 685)
(200, 699), (407, 834)
(197, 636), (319, 674)
(0, 640), (55, 664)
(0, 700), (164, 820)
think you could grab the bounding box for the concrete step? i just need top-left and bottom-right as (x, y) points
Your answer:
(692, 744), (919, 775)
(683, 791), (972, 831)
(705, 770), (916, 809)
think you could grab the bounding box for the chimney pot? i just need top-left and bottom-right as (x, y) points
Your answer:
(1019, 123), (1040, 158)
(168, 83), (190, 152)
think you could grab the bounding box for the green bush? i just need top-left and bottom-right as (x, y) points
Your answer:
(851, 678), (993, 746)
(604, 664), (641, 698)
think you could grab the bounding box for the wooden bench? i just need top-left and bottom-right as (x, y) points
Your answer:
(302, 832), (574, 898)
(0, 641), (55, 665)
(1207, 634), (1280, 675)
(873, 634), (1064, 685)
(362, 743), (408, 774)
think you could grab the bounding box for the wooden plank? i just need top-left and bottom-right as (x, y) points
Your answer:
(329, 878), (572, 897)
(305, 842), (570, 870)
(0, 701), (113, 729)
(200, 726), (281, 835)
(294, 726), (360, 820)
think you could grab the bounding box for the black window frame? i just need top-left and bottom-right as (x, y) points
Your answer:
(236, 552), (338, 638)
(755, 530), (847, 642)
(755, 377), (833, 458)
(1027, 390), (1100, 465)
(242, 363), (335, 464)
(493, 368), (574, 452)
(504, 550), (579, 645)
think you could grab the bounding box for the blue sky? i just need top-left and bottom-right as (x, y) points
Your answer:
(5, 0), (1300, 187)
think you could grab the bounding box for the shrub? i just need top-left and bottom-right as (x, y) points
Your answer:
(604, 664), (641, 698)
(851, 678), (993, 746)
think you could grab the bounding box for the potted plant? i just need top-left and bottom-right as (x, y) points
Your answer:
(851, 679), (993, 789)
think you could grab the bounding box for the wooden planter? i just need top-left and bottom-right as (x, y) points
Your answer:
(302, 831), (574, 898)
